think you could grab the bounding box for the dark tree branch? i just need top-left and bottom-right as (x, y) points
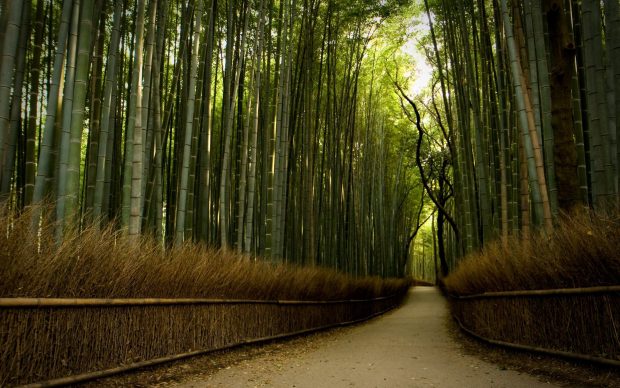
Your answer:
(406, 188), (429, 250)
(393, 81), (460, 241)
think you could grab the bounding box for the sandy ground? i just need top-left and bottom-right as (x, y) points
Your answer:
(170, 287), (555, 388)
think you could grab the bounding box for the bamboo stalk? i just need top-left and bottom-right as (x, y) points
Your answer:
(448, 285), (620, 299)
(453, 314), (620, 367)
(0, 293), (400, 308)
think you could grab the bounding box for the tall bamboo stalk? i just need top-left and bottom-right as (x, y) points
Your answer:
(0, 1), (24, 191)
(500, 0), (553, 232)
(175, 0), (202, 244)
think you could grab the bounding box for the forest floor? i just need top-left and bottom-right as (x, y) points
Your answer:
(88, 286), (620, 387)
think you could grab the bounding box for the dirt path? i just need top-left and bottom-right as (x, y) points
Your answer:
(171, 287), (555, 387)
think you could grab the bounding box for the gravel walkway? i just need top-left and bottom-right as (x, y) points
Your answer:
(174, 287), (556, 387)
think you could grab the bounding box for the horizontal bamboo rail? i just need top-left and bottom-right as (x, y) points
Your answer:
(448, 285), (620, 300)
(453, 314), (620, 368)
(17, 300), (400, 388)
(0, 294), (396, 308)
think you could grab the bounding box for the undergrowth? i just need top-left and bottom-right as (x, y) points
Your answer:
(444, 207), (620, 295)
(0, 205), (409, 300)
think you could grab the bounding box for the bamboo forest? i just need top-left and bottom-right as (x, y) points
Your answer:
(1, 0), (620, 386)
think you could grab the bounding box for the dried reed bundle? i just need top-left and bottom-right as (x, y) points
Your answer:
(444, 207), (620, 295)
(0, 203), (409, 385)
(0, 297), (404, 385)
(450, 294), (620, 362)
(0, 204), (409, 300)
(444, 208), (620, 363)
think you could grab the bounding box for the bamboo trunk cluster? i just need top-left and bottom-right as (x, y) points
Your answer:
(413, 0), (620, 273)
(0, 0), (414, 278)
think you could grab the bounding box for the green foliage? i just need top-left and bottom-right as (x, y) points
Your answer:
(0, 0), (435, 278)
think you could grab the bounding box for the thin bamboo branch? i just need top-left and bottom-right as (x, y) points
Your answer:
(0, 293), (401, 308)
(447, 285), (620, 299)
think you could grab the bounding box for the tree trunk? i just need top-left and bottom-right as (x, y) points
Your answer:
(546, 0), (580, 210)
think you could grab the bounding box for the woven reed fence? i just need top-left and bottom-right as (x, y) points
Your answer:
(448, 286), (620, 366)
(0, 293), (405, 386)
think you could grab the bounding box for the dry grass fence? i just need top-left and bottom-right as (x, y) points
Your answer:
(0, 206), (410, 385)
(443, 208), (620, 364)
(1, 295), (405, 386)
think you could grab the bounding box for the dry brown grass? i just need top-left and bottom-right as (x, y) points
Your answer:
(444, 207), (620, 364)
(0, 204), (409, 385)
(0, 204), (409, 300)
(443, 207), (620, 295)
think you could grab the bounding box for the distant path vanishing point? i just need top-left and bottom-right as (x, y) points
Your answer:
(173, 287), (555, 387)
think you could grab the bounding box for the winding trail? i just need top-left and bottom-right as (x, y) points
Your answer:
(175, 287), (555, 387)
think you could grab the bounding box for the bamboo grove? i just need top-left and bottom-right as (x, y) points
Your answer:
(0, 0), (419, 277)
(404, 0), (620, 276)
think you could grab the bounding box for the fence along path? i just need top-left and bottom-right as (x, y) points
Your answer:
(1, 292), (404, 387)
(448, 285), (620, 367)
